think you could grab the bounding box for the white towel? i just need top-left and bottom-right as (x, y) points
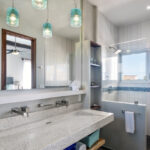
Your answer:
(125, 111), (135, 134)
(76, 142), (86, 150)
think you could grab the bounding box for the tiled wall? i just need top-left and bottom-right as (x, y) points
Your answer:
(101, 101), (146, 150)
(103, 85), (150, 104)
(102, 84), (150, 135)
(117, 90), (149, 104)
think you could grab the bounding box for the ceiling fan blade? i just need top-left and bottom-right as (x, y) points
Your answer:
(6, 49), (13, 54)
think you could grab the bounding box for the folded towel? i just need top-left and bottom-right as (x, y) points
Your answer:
(76, 142), (86, 150)
(125, 111), (135, 134)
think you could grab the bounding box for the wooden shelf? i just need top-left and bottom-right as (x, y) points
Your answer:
(90, 63), (101, 68)
(88, 138), (105, 150)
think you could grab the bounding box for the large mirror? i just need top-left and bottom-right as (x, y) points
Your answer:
(0, 0), (82, 90)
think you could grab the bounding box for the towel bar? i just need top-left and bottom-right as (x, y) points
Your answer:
(122, 110), (140, 115)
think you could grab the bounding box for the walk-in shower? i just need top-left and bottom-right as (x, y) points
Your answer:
(102, 38), (150, 104)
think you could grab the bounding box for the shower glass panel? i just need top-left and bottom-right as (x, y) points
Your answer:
(102, 38), (150, 104)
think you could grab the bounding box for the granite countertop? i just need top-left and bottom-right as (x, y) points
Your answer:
(0, 109), (114, 150)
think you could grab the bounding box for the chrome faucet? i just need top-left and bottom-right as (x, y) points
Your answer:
(61, 99), (69, 106)
(11, 106), (29, 117)
(56, 99), (69, 107)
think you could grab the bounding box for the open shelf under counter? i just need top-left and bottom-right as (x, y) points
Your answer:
(0, 89), (86, 105)
(88, 138), (105, 150)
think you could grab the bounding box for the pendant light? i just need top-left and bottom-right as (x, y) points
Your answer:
(6, 0), (19, 27)
(12, 36), (19, 55)
(43, 0), (52, 38)
(70, 0), (82, 28)
(32, 0), (47, 10)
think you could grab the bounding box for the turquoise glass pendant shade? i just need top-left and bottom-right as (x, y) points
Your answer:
(70, 8), (82, 28)
(6, 7), (19, 27)
(32, 0), (47, 10)
(43, 22), (52, 38)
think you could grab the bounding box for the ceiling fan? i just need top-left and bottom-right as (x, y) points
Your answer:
(7, 36), (20, 55)
(7, 49), (20, 55)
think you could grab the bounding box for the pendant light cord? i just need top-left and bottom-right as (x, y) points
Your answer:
(47, 0), (49, 22)
(15, 36), (17, 50)
(12, 0), (14, 8)
(74, 0), (77, 8)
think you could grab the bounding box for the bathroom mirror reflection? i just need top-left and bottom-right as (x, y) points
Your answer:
(0, 0), (82, 90)
(2, 29), (36, 90)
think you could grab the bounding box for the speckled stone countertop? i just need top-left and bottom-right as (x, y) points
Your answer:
(0, 109), (114, 150)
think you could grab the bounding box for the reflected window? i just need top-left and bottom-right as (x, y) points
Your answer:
(23, 59), (31, 89)
(122, 52), (146, 80)
(45, 64), (69, 87)
(102, 56), (118, 81)
(6, 35), (32, 90)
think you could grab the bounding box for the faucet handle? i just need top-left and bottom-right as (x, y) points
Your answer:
(21, 106), (29, 112)
(61, 99), (69, 106)
(21, 106), (29, 117)
(11, 106), (30, 117)
(56, 101), (61, 107)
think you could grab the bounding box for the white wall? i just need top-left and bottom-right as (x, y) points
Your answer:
(84, 1), (96, 41)
(7, 55), (23, 84)
(97, 12), (118, 46)
(45, 36), (74, 87)
(118, 20), (150, 42)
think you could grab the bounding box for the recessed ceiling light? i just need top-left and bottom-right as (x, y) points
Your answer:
(146, 5), (150, 10)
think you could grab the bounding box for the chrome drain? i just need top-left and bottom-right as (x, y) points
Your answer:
(46, 121), (52, 125)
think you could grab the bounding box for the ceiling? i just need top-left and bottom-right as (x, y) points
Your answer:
(118, 38), (150, 54)
(7, 35), (31, 46)
(2, 0), (150, 38)
(0, 0), (80, 40)
(6, 35), (31, 59)
(88, 0), (150, 26)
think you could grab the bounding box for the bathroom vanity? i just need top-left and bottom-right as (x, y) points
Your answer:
(0, 0), (115, 150)
(0, 108), (114, 150)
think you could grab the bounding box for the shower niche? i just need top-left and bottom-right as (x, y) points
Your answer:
(82, 40), (102, 108)
(90, 41), (101, 106)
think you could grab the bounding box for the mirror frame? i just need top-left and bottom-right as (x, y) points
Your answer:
(1, 29), (36, 90)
